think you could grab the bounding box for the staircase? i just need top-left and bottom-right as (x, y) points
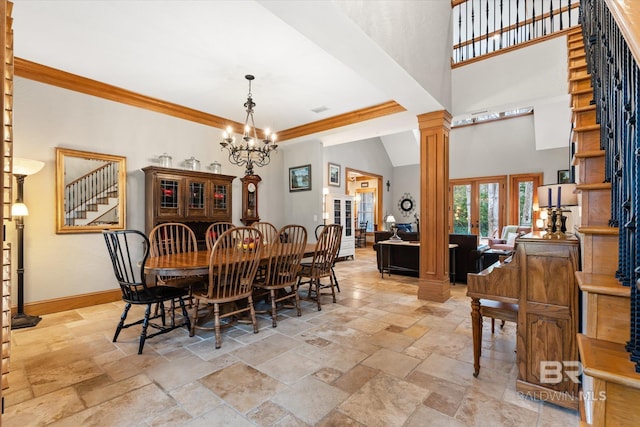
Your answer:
(67, 187), (118, 226)
(568, 27), (640, 426)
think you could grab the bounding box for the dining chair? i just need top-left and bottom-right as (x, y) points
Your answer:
(102, 230), (191, 354)
(190, 226), (263, 348)
(298, 224), (342, 311)
(355, 220), (368, 248)
(148, 222), (205, 298)
(251, 221), (278, 244)
(254, 224), (307, 327)
(313, 224), (341, 292)
(205, 221), (236, 250)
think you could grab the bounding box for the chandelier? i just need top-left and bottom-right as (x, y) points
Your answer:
(220, 74), (277, 175)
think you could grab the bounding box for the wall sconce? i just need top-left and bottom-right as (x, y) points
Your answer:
(11, 157), (45, 329)
(386, 180), (390, 192)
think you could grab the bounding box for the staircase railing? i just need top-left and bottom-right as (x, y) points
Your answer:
(581, 0), (640, 371)
(65, 162), (119, 225)
(452, 0), (581, 65)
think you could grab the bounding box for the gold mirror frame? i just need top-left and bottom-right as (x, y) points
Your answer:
(55, 148), (126, 234)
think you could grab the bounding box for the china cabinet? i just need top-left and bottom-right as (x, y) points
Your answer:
(143, 166), (235, 247)
(326, 194), (355, 259)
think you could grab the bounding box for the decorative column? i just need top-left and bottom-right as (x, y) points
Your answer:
(417, 110), (451, 302)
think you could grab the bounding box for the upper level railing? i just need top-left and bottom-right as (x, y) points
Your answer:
(581, 0), (640, 371)
(452, 0), (581, 65)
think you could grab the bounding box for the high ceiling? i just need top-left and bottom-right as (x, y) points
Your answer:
(11, 1), (449, 166)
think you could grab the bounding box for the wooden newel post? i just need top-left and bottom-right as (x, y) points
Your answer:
(417, 110), (451, 302)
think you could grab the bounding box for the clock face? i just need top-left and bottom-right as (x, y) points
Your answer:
(247, 182), (256, 193)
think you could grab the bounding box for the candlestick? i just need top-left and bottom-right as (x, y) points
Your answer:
(557, 186), (562, 209)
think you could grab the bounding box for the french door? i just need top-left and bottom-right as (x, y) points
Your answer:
(508, 173), (542, 228)
(449, 176), (506, 239)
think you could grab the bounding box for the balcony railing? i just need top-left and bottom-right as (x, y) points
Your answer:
(452, 0), (581, 65)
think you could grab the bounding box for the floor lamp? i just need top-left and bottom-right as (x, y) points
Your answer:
(11, 158), (44, 329)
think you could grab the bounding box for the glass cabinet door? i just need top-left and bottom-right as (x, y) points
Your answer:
(211, 181), (231, 219)
(185, 179), (208, 218)
(157, 177), (184, 218)
(344, 199), (353, 237)
(333, 199), (341, 225)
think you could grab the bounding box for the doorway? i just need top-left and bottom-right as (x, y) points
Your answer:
(345, 168), (384, 233)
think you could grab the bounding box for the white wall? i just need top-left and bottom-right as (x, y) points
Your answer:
(391, 164), (420, 228)
(12, 77), (287, 303)
(281, 140), (324, 239)
(336, 0), (452, 110)
(450, 114), (569, 182)
(324, 137), (394, 229)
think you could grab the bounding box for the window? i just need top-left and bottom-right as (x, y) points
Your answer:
(450, 176), (507, 239)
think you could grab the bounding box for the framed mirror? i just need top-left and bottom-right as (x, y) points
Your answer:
(55, 148), (127, 234)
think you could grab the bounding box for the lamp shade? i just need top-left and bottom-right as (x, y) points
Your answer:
(537, 184), (578, 208)
(13, 158), (44, 176)
(11, 202), (28, 217)
(386, 215), (396, 223)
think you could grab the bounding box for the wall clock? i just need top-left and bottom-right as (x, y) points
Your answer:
(398, 193), (416, 217)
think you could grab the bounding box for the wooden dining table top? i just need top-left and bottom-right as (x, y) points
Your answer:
(144, 242), (317, 277)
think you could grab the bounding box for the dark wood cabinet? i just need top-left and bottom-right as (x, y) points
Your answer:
(143, 166), (235, 245)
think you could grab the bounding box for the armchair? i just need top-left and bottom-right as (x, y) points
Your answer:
(488, 225), (531, 251)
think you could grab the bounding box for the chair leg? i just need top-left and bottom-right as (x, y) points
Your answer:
(328, 274), (337, 303)
(113, 302), (131, 343)
(178, 297), (191, 331)
(248, 295), (258, 334)
(214, 303), (222, 349)
(491, 317), (495, 333)
(314, 279), (322, 311)
(138, 303), (152, 354)
(293, 284), (301, 317)
(270, 289), (278, 328)
(159, 301), (166, 325)
(190, 300), (200, 337)
(332, 266), (340, 292)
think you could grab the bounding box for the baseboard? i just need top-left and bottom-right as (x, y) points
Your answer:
(11, 289), (122, 316)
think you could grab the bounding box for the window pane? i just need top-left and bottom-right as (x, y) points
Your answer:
(479, 182), (500, 238)
(452, 184), (471, 234)
(518, 181), (534, 227)
(358, 192), (375, 232)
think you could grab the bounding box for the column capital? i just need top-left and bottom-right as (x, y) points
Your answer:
(417, 110), (452, 131)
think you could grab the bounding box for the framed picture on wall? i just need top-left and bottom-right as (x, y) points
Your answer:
(328, 162), (340, 187)
(557, 169), (571, 184)
(289, 164), (312, 192)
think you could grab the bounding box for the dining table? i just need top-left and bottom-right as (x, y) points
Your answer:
(145, 242), (318, 330)
(144, 242), (317, 278)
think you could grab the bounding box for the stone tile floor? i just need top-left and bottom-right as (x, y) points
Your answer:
(3, 248), (578, 426)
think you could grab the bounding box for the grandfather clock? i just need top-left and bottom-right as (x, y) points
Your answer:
(241, 174), (261, 225)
